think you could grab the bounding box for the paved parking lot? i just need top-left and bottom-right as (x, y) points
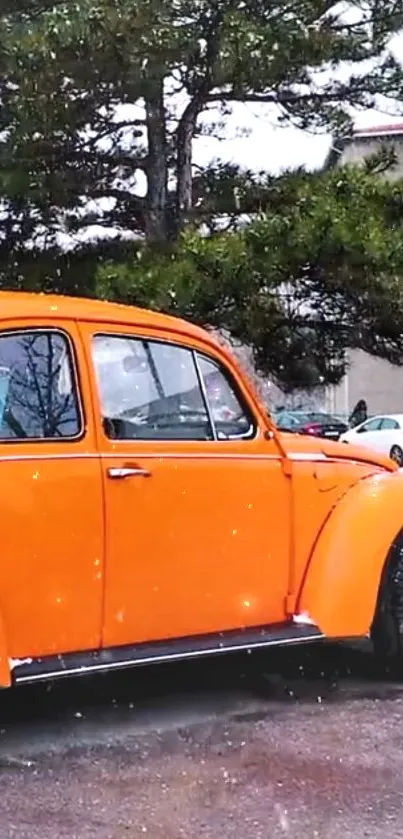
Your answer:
(0, 643), (402, 838)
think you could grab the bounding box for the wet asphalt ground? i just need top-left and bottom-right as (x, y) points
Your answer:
(1, 642), (403, 838)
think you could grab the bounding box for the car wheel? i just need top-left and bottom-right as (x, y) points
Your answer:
(390, 445), (403, 466)
(371, 532), (403, 674)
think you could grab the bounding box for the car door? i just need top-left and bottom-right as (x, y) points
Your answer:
(353, 417), (383, 450)
(80, 322), (291, 649)
(0, 320), (104, 659)
(375, 417), (401, 454)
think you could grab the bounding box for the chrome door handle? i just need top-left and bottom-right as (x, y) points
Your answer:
(107, 467), (151, 480)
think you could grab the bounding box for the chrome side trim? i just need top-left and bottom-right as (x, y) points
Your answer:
(288, 452), (327, 461)
(0, 452), (99, 463)
(0, 449), (372, 466)
(0, 452), (281, 463)
(13, 627), (323, 685)
(101, 452), (283, 461)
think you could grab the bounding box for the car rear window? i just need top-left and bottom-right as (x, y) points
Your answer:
(0, 330), (82, 440)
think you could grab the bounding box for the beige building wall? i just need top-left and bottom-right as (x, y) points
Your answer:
(326, 349), (403, 418)
(338, 136), (403, 179)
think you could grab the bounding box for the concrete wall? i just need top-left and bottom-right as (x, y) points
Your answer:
(326, 349), (403, 417)
(339, 136), (403, 180)
(223, 334), (403, 420)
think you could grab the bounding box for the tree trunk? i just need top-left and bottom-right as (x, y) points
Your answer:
(144, 74), (168, 244)
(175, 99), (201, 235)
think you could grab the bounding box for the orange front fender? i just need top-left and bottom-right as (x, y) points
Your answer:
(297, 470), (403, 639)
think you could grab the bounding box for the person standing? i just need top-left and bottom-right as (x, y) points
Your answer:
(349, 398), (368, 428)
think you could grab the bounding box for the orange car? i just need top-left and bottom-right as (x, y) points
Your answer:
(0, 289), (401, 690)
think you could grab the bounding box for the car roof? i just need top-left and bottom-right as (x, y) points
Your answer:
(365, 414), (403, 423)
(0, 290), (218, 350)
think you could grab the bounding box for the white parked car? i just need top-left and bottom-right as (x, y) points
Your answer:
(339, 414), (403, 466)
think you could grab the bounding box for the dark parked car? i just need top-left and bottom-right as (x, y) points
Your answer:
(274, 410), (348, 441)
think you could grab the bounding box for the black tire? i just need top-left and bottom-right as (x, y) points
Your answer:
(371, 532), (403, 672)
(390, 445), (403, 466)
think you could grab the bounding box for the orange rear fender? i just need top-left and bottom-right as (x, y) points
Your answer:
(297, 470), (403, 639)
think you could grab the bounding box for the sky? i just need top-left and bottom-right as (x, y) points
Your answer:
(78, 91), (403, 247)
(193, 93), (403, 177)
(193, 31), (403, 175)
(194, 104), (336, 174)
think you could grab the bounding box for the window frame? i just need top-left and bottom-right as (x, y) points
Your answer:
(0, 327), (85, 444)
(92, 332), (258, 444)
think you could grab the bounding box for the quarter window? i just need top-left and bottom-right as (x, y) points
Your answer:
(0, 330), (81, 440)
(92, 335), (213, 441)
(196, 354), (254, 439)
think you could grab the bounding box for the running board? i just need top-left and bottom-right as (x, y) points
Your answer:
(12, 623), (323, 686)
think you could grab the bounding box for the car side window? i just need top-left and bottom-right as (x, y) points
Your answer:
(0, 330), (81, 440)
(380, 418), (399, 430)
(196, 354), (255, 440)
(357, 418), (382, 433)
(92, 334), (214, 441)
